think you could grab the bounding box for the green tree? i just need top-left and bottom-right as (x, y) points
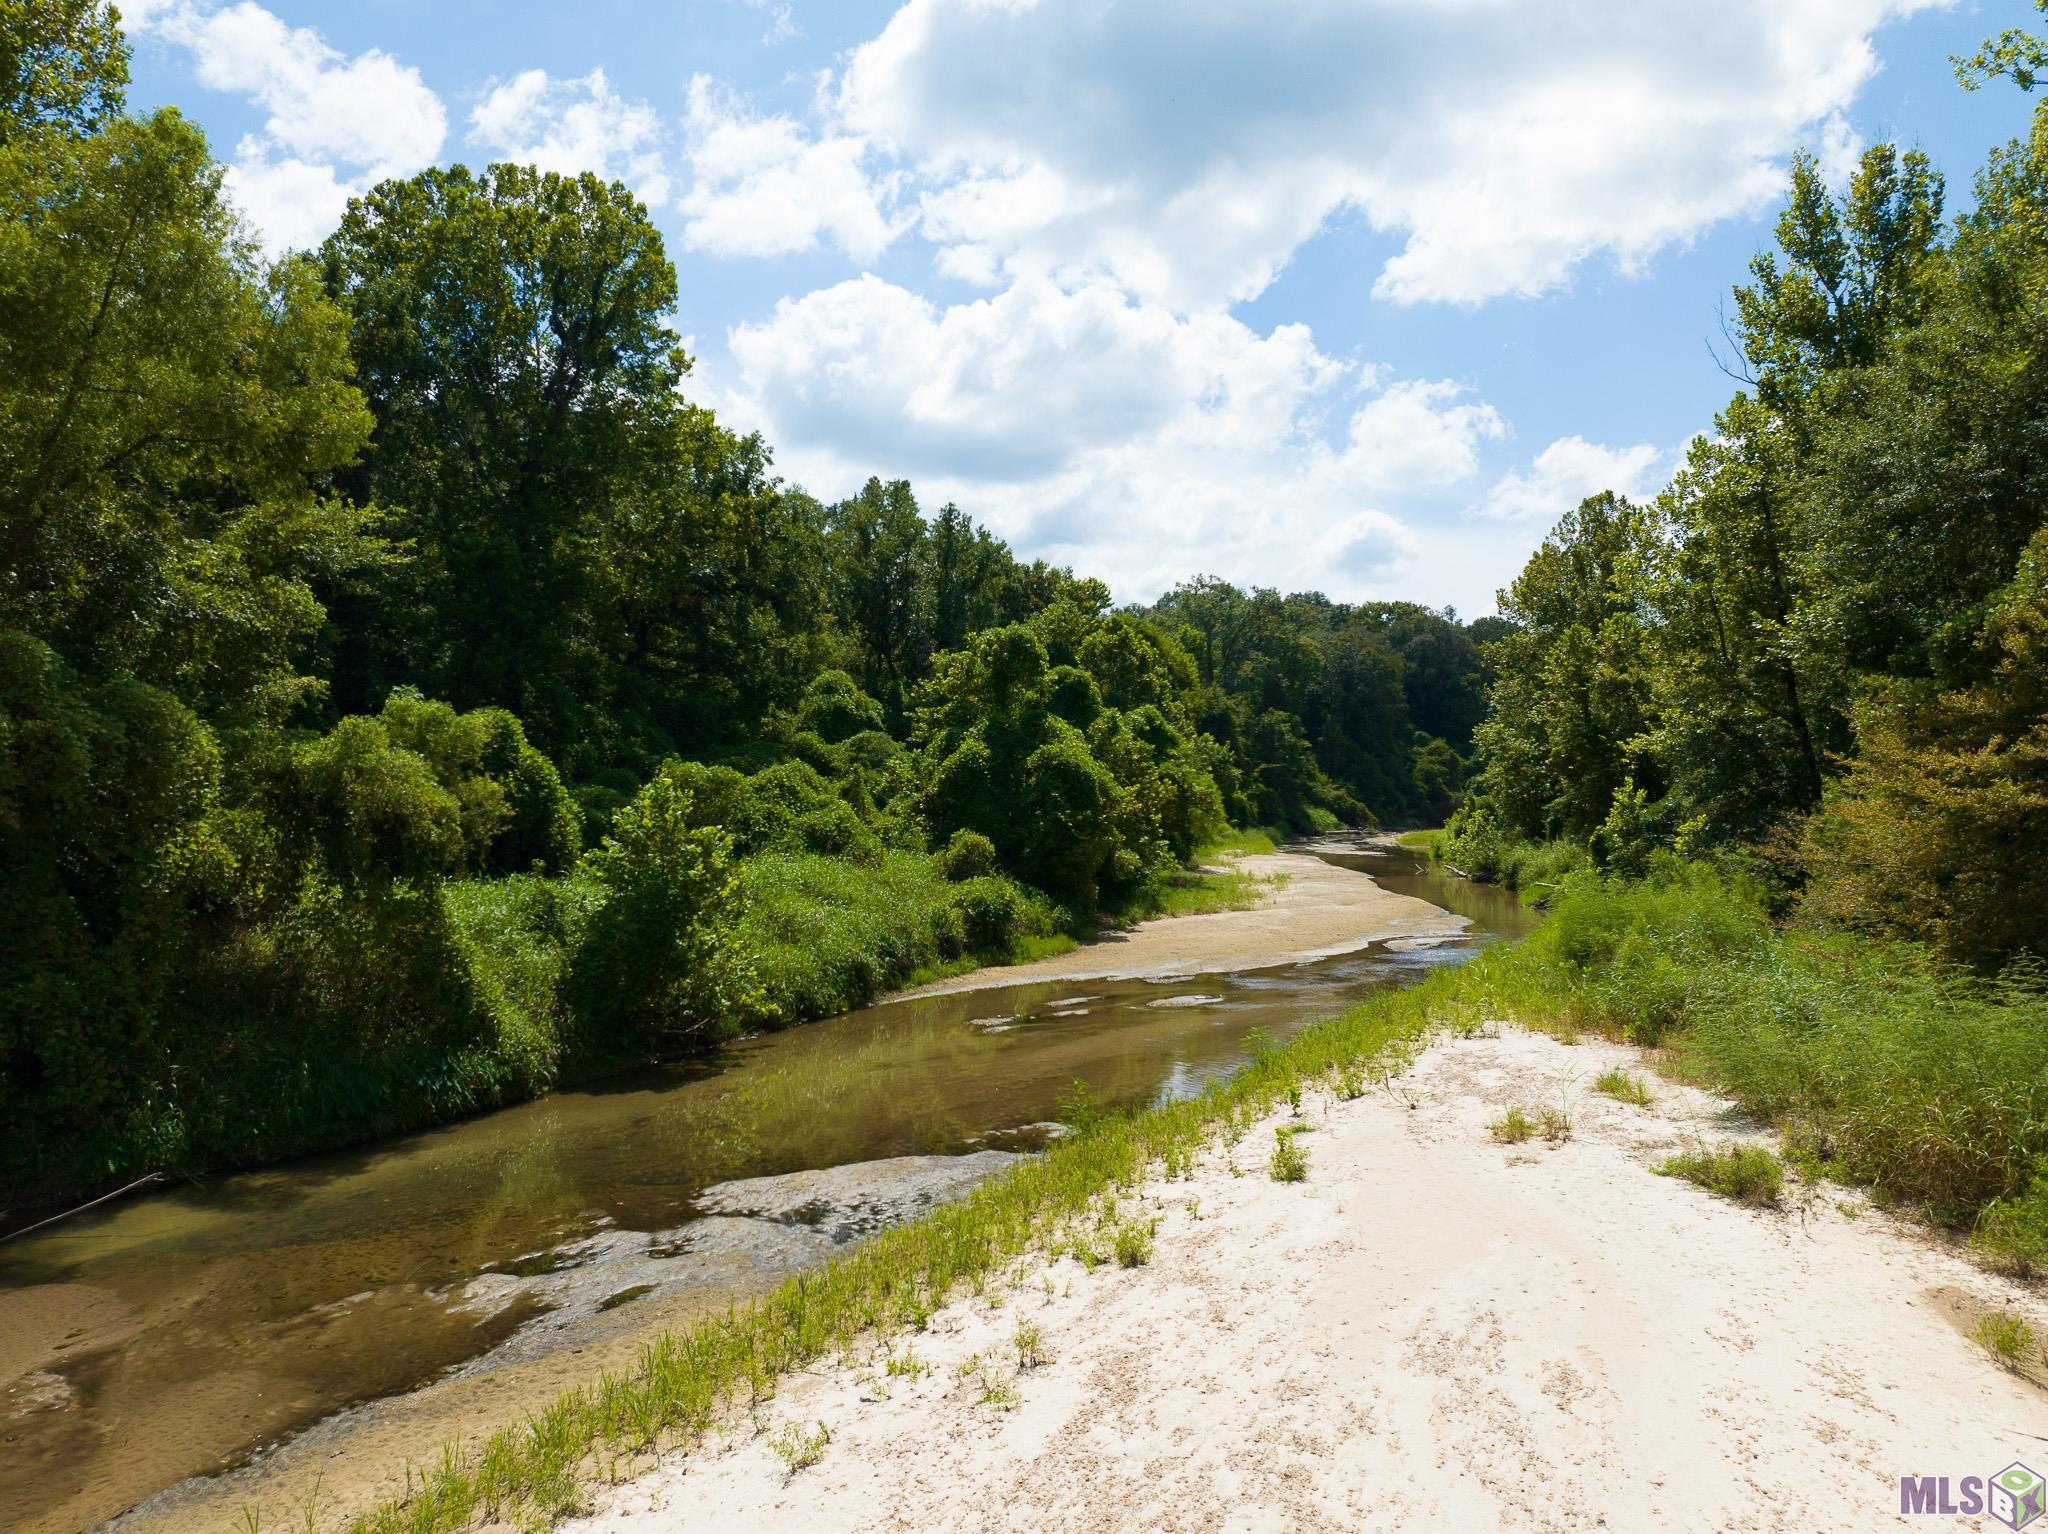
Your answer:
(321, 164), (685, 752)
(0, 0), (125, 143)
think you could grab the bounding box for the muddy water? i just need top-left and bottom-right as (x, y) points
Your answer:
(0, 841), (1530, 1533)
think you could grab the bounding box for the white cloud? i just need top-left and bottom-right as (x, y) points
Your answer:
(741, 0), (803, 45)
(129, 1), (445, 255)
(1472, 435), (1664, 523)
(469, 68), (672, 208)
(834, 0), (1943, 309)
(719, 274), (1510, 601)
(678, 76), (903, 260)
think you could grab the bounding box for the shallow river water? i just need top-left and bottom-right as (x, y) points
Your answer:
(0, 840), (1533, 1533)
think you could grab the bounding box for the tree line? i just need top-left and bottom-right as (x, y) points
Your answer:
(0, 4), (1487, 1208)
(1448, 35), (2048, 972)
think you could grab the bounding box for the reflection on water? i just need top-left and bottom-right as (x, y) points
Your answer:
(0, 838), (1530, 1533)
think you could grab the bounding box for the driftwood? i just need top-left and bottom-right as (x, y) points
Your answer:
(0, 1172), (164, 1246)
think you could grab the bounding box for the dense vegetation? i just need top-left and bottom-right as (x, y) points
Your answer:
(0, 4), (1490, 1210)
(1433, 21), (2048, 1266)
(1446, 93), (2048, 973)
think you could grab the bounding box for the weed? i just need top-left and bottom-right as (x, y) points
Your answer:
(953, 1353), (982, 1382)
(1112, 1215), (1157, 1267)
(1656, 1144), (1784, 1206)
(1185, 1196), (1200, 1219)
(1285, 1082), (1303, 1116)
(1013, 1319), (1045, 1371)
(976, 1372), (1021, 1412)
(1593, 1068), (1651, 1106)
(1269, 1127), (1309, 1182)
(1971, 1177), (2048, 1279)
(883, 1346), (926, 1379)
(1977, 1311), (2037, 1371)
(1334, 1063), (1365, 1100)
(1539, 1104), (1574, 1144)
(768, 1420), (830, 1476)
(1491, 1106), (1536, 1144)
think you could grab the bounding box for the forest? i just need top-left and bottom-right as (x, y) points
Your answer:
(0, 5), (1491, 1209)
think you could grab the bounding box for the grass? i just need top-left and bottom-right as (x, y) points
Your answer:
(1490, 1106), (1536, 1144)
(1976, 1310), (2037, 1372)
(1593, 1068), (1652, 1106)
(1196, 826), (1281, 859)
(739, 851), (1068, 1019)
(1656, 1144), (1785, 1206)
(1396, 829), (1446, 852)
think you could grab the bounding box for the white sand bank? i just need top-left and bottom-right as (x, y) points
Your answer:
(897, 848), (1466, 999)
(573, 1027), (2048, 1534)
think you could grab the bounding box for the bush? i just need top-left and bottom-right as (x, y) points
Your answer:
(792, 801), (881, 865)
(939, 829), (998, 881)
(565, 769), (761, 1055)
(1972, 1175), (2048, 1277)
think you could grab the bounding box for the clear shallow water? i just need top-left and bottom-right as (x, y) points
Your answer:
(0, 840), (1531, 1533)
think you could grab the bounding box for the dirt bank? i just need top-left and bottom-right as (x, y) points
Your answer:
(573, 1027), (2048, 1534)
(897, 845), (1467, 999)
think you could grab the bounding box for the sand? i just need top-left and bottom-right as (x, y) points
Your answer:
(572, 1027), (2048, 1534)
(896, 848), (1467, 999)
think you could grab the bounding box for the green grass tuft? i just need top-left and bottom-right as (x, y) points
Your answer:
(1655, 1144), (1784, 1206)
(1593, 1068), (1652, 1106)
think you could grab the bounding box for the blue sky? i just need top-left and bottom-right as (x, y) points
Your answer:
(122, 0), (2039, 615)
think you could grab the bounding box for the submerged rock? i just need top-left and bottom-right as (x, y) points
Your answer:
(694, 1151), (1023, 1245)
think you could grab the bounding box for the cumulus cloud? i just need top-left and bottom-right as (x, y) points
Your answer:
(834, 0), (1940, 308)
(469, 68), (672, 208)
(1472, 436), (1665, 523)
(678, 76), (904, 260)
(130, 1), (445, 255)
(720, 274), (1511, 600)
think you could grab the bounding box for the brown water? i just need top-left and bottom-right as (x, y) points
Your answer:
(0, 842), (1533, 1533)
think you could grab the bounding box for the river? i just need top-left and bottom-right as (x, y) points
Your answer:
(0, 838), (1533, 1534)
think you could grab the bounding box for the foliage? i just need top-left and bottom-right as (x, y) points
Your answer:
(565, 769), (759, 1053)
(1655, 1145), (1785, 1207)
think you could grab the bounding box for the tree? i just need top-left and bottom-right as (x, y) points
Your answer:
(0, 0), (126, 144)
(320, 164), (685, 751)
(0, 108), (376, 720)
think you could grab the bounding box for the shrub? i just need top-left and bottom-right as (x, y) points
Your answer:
(565, 770), (760, 1054)
(792, 801), (881, 865)
(939, 829), (998, 881)
(1977, 1311), (2037, 1372)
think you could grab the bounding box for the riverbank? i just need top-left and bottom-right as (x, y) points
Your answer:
(572, 1025), (2047, 1532)
(15, 841), (1497, 1534)
(896, 841), (1466, 998)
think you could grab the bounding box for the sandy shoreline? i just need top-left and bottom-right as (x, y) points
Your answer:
(894, 844), (1467, 1000)
(573, 1027), (2048, 1534)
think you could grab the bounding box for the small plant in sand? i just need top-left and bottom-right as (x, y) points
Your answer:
(1539, 1104), (1574, 1144)
(1333, 1062), (1366, 1100)
(976, 1369), (1021, 1412)
(1013, 1318), (1046, 1371)
(769, 1420), (830, 1476)
(884, 1345), (926, 1379)
(1285, 1082), (1303, 1116)
(1161, 1141), (1196, 1180)
(954, 1352), (983, 1382)
(1655, 1144), (1783, 1206)
(1185, 1196), (1201, 1219)
(1490, 1106), (1536, 1144)
(1593, 1068), (1652, 1106)
(1977, 1310), (2037, 1372)
(1112, 1213), (1158, 1267)
(1269, 1126), (1309, 1182)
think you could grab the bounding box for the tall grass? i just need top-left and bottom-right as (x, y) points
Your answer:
(737, 851), (1066, 1018)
